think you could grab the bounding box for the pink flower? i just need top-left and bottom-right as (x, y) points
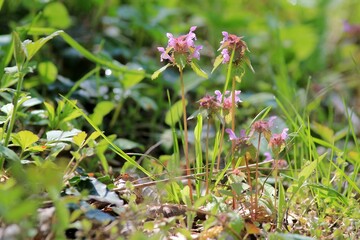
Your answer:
(214, 90), (242, 109)
(198, 95), (220, 109)
(158, 26), (203, 64)
(157, 47), (172, 62)
(218, 31), (248, 65)
(226, 128), (248, 141)
(269, 128), (289, 148)
(251, 116), (277, 134)
(225, 128), (252, 151)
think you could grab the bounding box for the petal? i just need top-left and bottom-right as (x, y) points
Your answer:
(281, 128), (289, 140)
(264, 152), (273, 161)
(225, 128), (237, 140)
(268, 116), (277, 127)
(214, 90), (222, 103)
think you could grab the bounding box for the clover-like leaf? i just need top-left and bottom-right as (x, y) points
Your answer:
(11, 130), (39, 152)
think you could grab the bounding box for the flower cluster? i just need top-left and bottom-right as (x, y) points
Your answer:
(218, 31), (249, 64)
(225, 128), (252, 152)
(269, 128), (288, 155)
(198, 90), (242, 111)
(157, 26), (203, 65)
(250, 116), (277, 141)
(225, 116), (289, 163)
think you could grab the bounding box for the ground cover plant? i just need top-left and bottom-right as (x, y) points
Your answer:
(0, 0), (360, 239)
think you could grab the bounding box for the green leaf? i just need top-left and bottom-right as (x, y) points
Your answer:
(73, 131), (87, 147)
(44, 101), (55, 127)
(28, 27), (143, 75)
(43, 2), (71, 29)
(46, 129), (82, 142)
(122, 71), (145, 89)
(307, 183), (348, 205)
(269, 233), (315, 240)
(89, 101), (115, 127)
(243, 56), (255, 73)
(38, 61), (58, 84)
(0, 144), (20, 161)
(113, 138), (144, 151)
(190, 61), (208, 79)
(211, 55), (223, 74)
(165, 99), (187, 127)
(12, 32), (26, 69)
(24, 30), (63, 61)
(277, 181), (286, 229)
(62, 95), (152, 178)
(151, 63), (170, 80)
(311, 122), (334, 143)
(85, 131), (102, 146)
(11, 130), (39, 151)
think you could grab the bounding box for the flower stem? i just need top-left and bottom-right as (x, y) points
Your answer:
(254, 132), (262, 220)
(205, 118), (210, 194)
(179, 68), (193, 202)
(216, 123), (225, 171)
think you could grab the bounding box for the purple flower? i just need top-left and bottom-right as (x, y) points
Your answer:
(214, 90), (242, 109)
(221, 49), (230, 63)
(226, 128), (252, 151)
(198, 95), (220, 109)
(157, 47), (172, 62)
(217, 31), (248, 65)
(269, 128), (289, 148)
(251, 116), (277, 134)
(158, 26), (203, 64)
(343, 20), (360, 35)
(226, 128), (247, 141)
(264, 152), (273, 161)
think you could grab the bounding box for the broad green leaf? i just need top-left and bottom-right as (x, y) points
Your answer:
(24, 30), (63, 61)
(73, 131), (87, 147)
(165, 99), (187, 127)
(211, 55), (223, 73)
(89, 101), (114, 127)
(311, 122), (334, 143)
(122, 71), (145, 89)
(190, 61), (208, 79)
(85, 131), (102, 146)
(43, 2), (71, 29)
(151, 63), (170, 80)
(12, 32), (26, 69)
(11, 130), (39, 151)
(0, 144), (20, 161)
(46, 129), (82, 142)
(298, 153), (326, 181)
(38, 61), (58, 84)
(113, 138), (144, 151)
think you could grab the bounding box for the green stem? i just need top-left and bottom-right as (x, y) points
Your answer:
(216, 123), (225, 171)
(179, 68), (193, 202)
(205, 118), (210, 194)
(4, 73), (24, 147)
(1, 67), (25, 170)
